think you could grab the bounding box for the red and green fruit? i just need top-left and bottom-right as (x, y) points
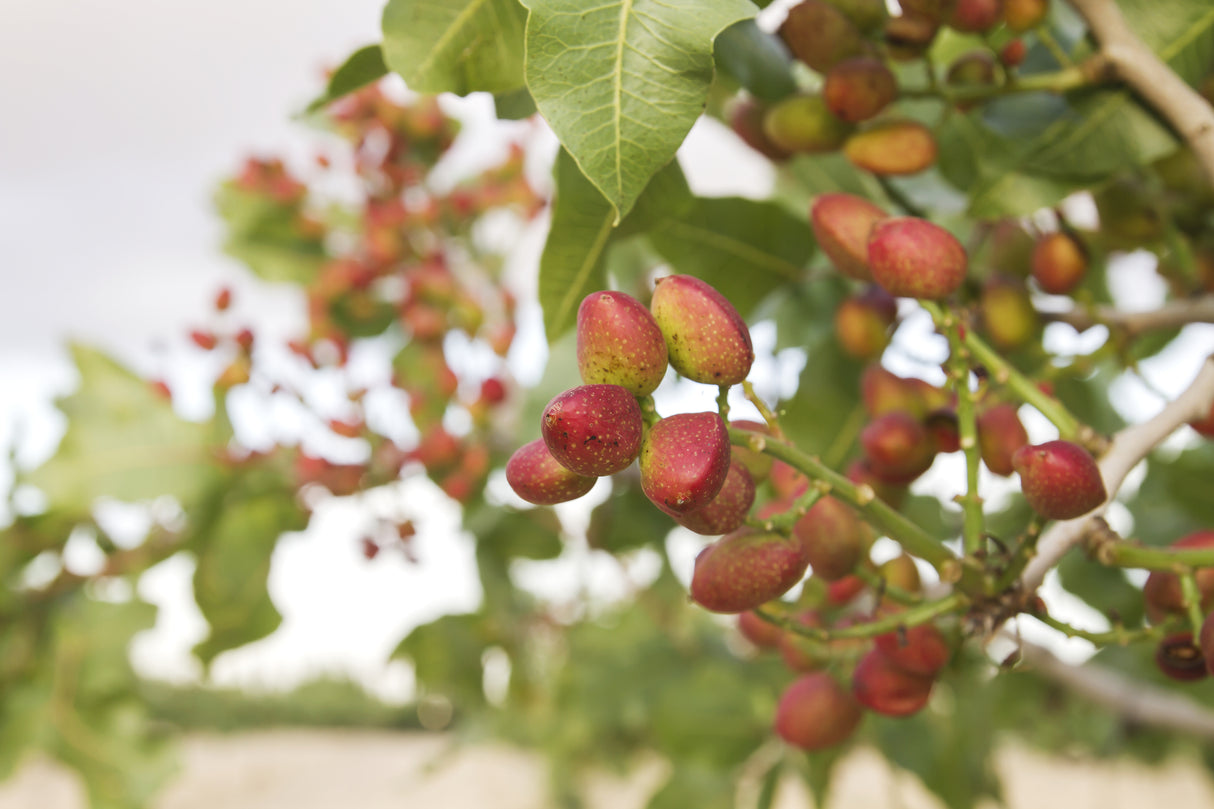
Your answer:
(775, 673), (865, 750)
(689, 528), (811, 613)
(640, 412), (732, 514)
(541, 384), (644, 477)
(1012, 440), (1106, 520)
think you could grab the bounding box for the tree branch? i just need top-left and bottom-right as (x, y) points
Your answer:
(1066, 0), (1214, 186)
(1018, 638), (1214, 740)
(1043, 296), (1214, 336)
(1020, 354), (1214, 591)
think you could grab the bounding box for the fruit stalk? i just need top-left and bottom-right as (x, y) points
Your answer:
(1181, 572), (1207, 637)
(935, 305), (986, 558)
(727, 428), (955, 572)
(763, 593), (967, 643)
(926, 301), (1083, 441)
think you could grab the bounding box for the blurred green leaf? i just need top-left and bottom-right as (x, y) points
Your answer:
(494, 86), (537, 120)
(215, 182), (327, 283)
(305, 44), (387, 112)
(192, 479), (307, 664)
(713, 19), (796, 102)
(477, 507), (564, 561)
(395, 613), (493, 707)
(27, 345), (220, 517)
(1057, 550), (1146, 627)
(381, 0), (527, 95)
(1125, 443), (1214, 547)
(587, 478), (673, 554)
(646, 764), (735, 809)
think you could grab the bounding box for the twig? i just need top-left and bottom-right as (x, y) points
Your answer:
(1020, 355), (1214, 592)
(1043, 296), (1214, 336)
(1067, 0), (1214, 187)
(1017, 638), (1214, 740)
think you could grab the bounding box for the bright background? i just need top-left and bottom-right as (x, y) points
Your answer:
(3, 0), (1213, 704)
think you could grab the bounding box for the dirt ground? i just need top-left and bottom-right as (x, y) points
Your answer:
(0, 730), (1211, 809)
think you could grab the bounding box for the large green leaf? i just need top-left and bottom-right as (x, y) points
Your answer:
(521, 0), (757, 221)
(381, 0), (527, 95)
(27, 345), (220, 516)
(192, 480), (308, 664)
(394, 613), (493, 706)
(646, 196), (814, 316)
(538, 152), (690, 340)
(305, 44), (387, 113)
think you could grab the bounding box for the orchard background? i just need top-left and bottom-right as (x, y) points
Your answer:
(4, 0), (1214, 807)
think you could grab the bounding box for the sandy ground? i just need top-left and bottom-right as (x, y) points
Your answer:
(0, 730), (1211, 809)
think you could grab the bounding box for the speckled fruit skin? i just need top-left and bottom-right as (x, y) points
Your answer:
(811, 193), (889, 281)
(650, 275), (754, 386)
(1143, 531), (1214, 622)
(868, 217), (967, 299)
(976, 403), (1029, 476)
(874, 622), (951, 676)
(541, 385), (643, 477)
(774, 673), (864, 751)
(834, 285), (897, 360)
(779, 0), (868, 73)
(844, 120), (938, 176)
(506, 439), (597, 505)
(690, 528), (811, 613)
(948, 0), (1004, 32)
(1031, 231), (1088, 295)
(577, 291), (668, 396)
(1011, 440), (1106, 520)
(793, 496), (866, 581)
(677, 459), (756, 535)
(824, 57), (898, 123)
(860, 411), (936, 484)
(640, 412), (732, 514)
(852, 648), (934, 716)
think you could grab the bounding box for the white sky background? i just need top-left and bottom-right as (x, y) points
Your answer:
(3, 0), (1214, 701)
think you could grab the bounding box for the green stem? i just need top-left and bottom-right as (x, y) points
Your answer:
(772, 594), (968, 643)
(932, 305), (985, 558)
(742, 381), (783, 438)
(716, 385), (730, 421)
(853, 564), (922, 606)
(756, 485), (827, 533)
(727, 428), (957, 574)
(1035, 25), (1074, 68)
(822, 403), (867, 470)
(955, 317), (1083, 441)
(902, 62), (1092, 104)
(1093, 542), (1214, 571)
(1030, 609), (1173, 646)
(876, 176), (926, 218)
(1180, 572), (1206, 636)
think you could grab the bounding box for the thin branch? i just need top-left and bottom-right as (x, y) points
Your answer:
(1043, 296), (1214, 336)
(1067, 0), (1214, 187)
(1021, 355), (1214, 592)
(1017, 638), (1214, 740)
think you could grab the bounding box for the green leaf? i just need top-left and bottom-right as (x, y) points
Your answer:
(477, 507), (565, 561)
(646, 764), (735, 809)
(538, 152), (691, 340)
(215, 181), (327, 284)
(713, 19), (796, 102)
(647, 196), (813, 316)
(305, 44), (387, 113)
(394, 613), (492, 706)
(494, 86), (537, 120)
(520, 0), (758, 221)
(27, 345), (220, 516)
(192, 480), (308, 664)
(1056, 550), (1146, 626)
(381, 0), (527, 95)
(586, 478), (673, 554)
(1125, 444), (1214, 548)
(45, 597), (177, 809)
